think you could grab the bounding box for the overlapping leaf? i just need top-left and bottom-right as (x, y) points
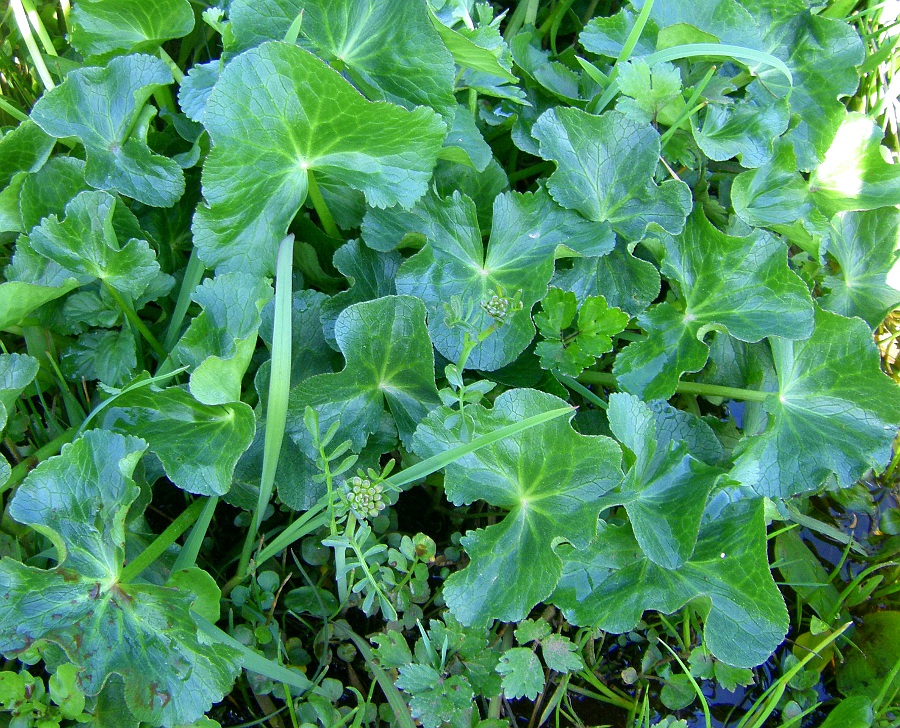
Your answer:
(29, 54), (184, 207)
(413, 389), (622, 626)
(172, 273), (273, 405)
(192, 41), (446, 276)
(614, 208), (814, 399)
(70, 0), (195, 57)
(810, 113), (900, 215)
(395, 189), (614, 371)
(533, 109), (691, 241)
(553, 500), (789, 668)
(28, 191), (162, 298)
(0, 431), (241, 725)
(229, 0), (456, 119)
(731, 306), (900, 497)
(286, 295), (439, 456)
(600, 394), (723, 569)
(101, 386), (256, 496)
(820, 210), (900, 329)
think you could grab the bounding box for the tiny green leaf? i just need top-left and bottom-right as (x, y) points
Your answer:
(496, 648), (543, 701)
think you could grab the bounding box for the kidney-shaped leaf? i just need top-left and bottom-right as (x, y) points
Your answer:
(70, 0), (194, 57)
(28, 190), (162, 299)
(101, 386), (256, 496)
(230, 0), (456, 119)
(0, 431), (241, 725)
(192, 41), (446, 276)
(396, 189), (612, 371)
(731, 306), (900, 497)
(532, 108), (691, 241)
(820, 209), (900, 329)
(286, 295), (440, 456)
(614, 208), (814, 399)
(413, 388), (622, 626)
(601, 393), (723, 570)
(29, 54), (184, 207)
(553, 499), (789, 668)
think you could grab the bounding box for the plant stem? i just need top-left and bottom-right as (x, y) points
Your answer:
(577, 371), (771, 402)
(1, 427), (76, 495)
(306, 168), (340, 238)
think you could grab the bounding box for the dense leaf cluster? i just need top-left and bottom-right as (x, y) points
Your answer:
(1, 0), (899, 725)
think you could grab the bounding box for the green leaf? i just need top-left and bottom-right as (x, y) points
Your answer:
(533, 109), (691, 241)
(286, 295), (439, 456)
(510, 32), (581, 102)
(29, 191), (162, 298)
(397, 665), (474, 728)
(553, 500), (788, 668)
(396, 189), (611, 371)
(70, 0), (195, 57)
(614, 208), (814, 399)
(818, 696), (875, 728)
(232, 0), (456, 119)
(731, 306), (900, 497)
(602, 393), (722, 569)
(616, 59), (682, 124)
(173, 273), (274, 405)
(320, 240), (402, 348)
(541, 634), (583, 674)
(691, 93), (790, 168)
(259, 288), (341, 386)
(774, 530), (840, 621)
(836, 612), (900, 701)
(579, 7), (658, 59)
(535, 290), (628, 377)
(429, 12), (518, 84)
(192, 41), (445, 276)
(62, 327), (137, 386)
(19, 157), (92, 232)
(0, 354), (39, 433)
(553, 243), (662, 317)
(744, 2), (865, 170)
(496, 648), (543, 701)
(101, 385), (256, 496)
(0, 120), (55, 190)
(731, 138), (812, 228)
(0, 431), (241, 724)
(819, 210), (900, 329)
(810, 112), (900, 215)
(513, 619), (551, 645)
(412, 388), (622, 626)
(29, 54), (184, 207)
(442, 105), (493, 172)
(0, 280), (79, 330)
